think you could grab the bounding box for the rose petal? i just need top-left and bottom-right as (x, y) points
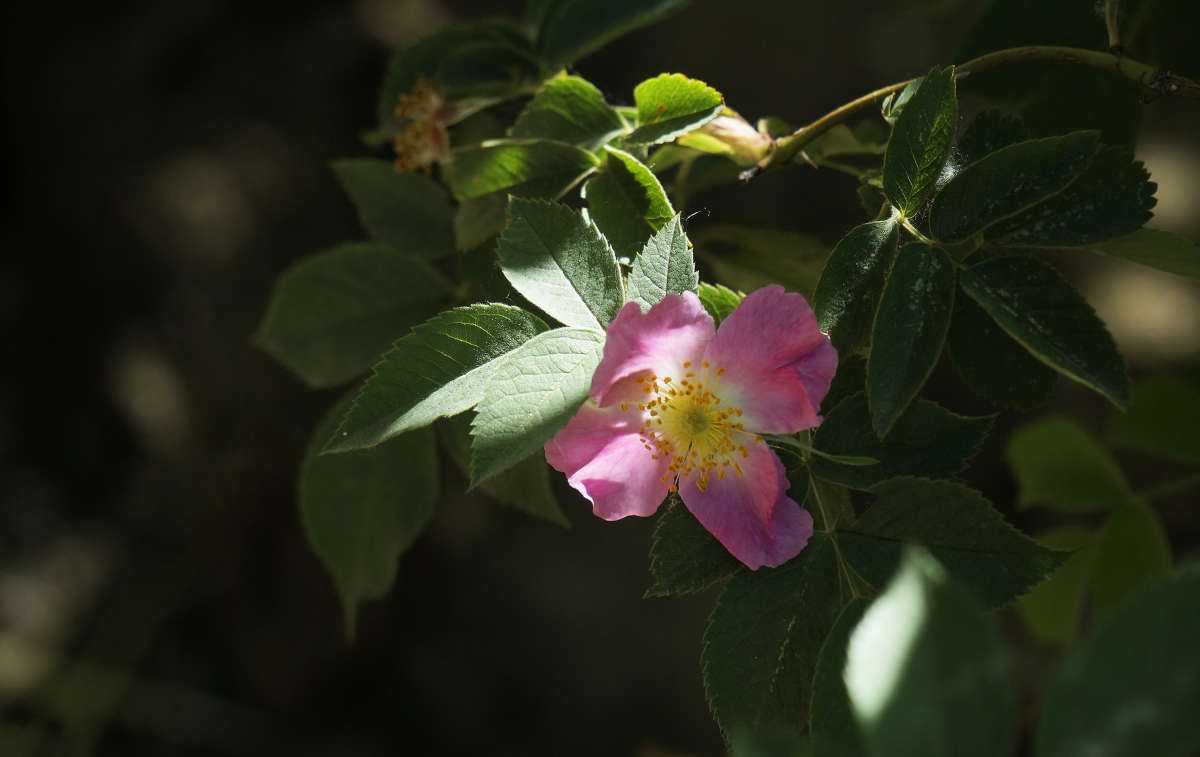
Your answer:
(704, 285), (837, 434)
(678, 440), (813, 569)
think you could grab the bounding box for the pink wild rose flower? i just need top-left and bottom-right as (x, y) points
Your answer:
(544, 285), (838, 569)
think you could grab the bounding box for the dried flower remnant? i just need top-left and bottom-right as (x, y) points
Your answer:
(391, 78), (454, 173)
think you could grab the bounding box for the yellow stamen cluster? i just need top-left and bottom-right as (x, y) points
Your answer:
(631, 360), (762, 493)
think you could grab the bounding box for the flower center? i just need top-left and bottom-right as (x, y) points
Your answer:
(622, 360), (759, 492)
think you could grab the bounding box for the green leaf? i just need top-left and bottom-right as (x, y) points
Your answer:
(986, 147), (1156, 246)
(1109, 375), (1200, 463)
(693, 225), (829, 299)
(627, 214), (699, 309)
(955, 110), (1028, 167)
(959, 256), (1130, 409)
(702, 534), (848, 739)
(1036, 566), (1200, 757)
(255, 244), (452, 388)
(928, 131), (1101, 243)
(470, 328), (605, 485)
(326, 304), (548, 452)
(808, 598), (869, 757)
(1016, 527), (1097, 645)
(882, 66), (957, 216)
(583, 146), (675, 261)
(1006, 417), (1132, 513)
(509, 75), (625, 149)
(822, 355), (866, 415)
(454, 193), (509, 251)
(1084, 228), (1200, 279)
(645, 499), (743, 597)
(697, 282), (745, 324)
(438, 415), (567, 527)
(536, 0), (689, 66)
(1089, 499), (1173, 618)
(813, 392), (993, 491)
(626, 73), (724, 146)
(813, 219), (900, 354)
(300, 394), (439, 637)
(844, 549), (1014, 757)
(496, 198), (624, 329)
(443, 139), (600, 201)
(331, 159), (455, 258)
(946, 291), (1057, 410)
(807, 476), (856, 532)
(867, 244), (956, 438)
(840, 477), (1066, 608)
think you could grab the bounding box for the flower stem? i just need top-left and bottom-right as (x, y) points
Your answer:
(761, 45), (1200, 172)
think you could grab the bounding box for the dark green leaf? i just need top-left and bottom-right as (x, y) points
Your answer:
(332, 159), (455, 258)
(813, 219), (900, 354)
(444, 139), (600, 200)
(1085, 228), (1200, 279)
(255, 244), (452, 388)
(840, 477), (1066, 608)
(496, 198), (624, 329)
(813, 392), (993, 491)
(987, 147), (1156, 246)
(822, 355), (866, 415)
(1089, 499), (1173, 618)
(867, 244), (956, 438)
(470, 328), (605, 485)
(454, 193), (509, 251)
(929, 131), (1101, 242)
(806, 476), (856, 533)
(959, 256), (1130, 408)
(583, 146), (675, 261)
(702, 534), (848, 739)
(693, 225), (828, 299)
(1016, 527), (1097, 645)
(626, 73), (724, 145)
(947, 291), (1057, 409)
(697, 282), (744, 324)
(1036, 566), (1200, 757)
(301, 394), (438, 637)
(844, 549), (1013, 757)
(805, 123), (886, 164)
(882, 66), (957, 216)
(1006, 417), (1132, 513)
(645, 499), (743, 597)
(536, 0), (689, 66)
(808, 598), (869, 757)
(509, 75), (625, 149)
(326, 304), (548, 452)
(1109, 375), (1200, 463)
(627, 214), (699, 309)
(955, 110), (1028, 167)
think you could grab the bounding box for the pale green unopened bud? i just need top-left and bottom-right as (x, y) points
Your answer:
(679, 112), (773, 167)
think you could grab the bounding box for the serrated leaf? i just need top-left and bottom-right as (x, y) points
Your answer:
(813, 219), (900, 354)
(987, 147), (1156, 246)
(627, 214), (699, 309)
(1036, 567), (1200, 757)
(693, 225), (829, 299)
(882, 66), (957, 216)
(697, 282), (745, 324)
(807, 476), (856, 532)
(1089, 499), (1172, 618)
(536, 0), (689, 66)
(702, 534), (848, 739)
(959, 256), (1130, 409)
(839, 477), (1066, 608)
(1084, 228), (1200, 279)
(443, 139), (600, 201)
(844, 548), (1013, 757)
(300, 394), (439, 638)
(255, 243), (452, 388)
(823, 355), (866, 415)
(813, 392), (993, 491)
(809, 598), (869, 757)
(496, 198), (624, 329)
(1016, 527), (1097, 645)
(326, 304), (548, 452)
(583, 146), (675, 261)
(955, 110), (1028, 167)
(1109, 375), (1200, 463)
(331, 160), (455, 258)
(626, 73), (724, 145)
(470, 328), (605, 485)
(509, 75), (625, 149)
(645, 499), (743, 597)
(1006, 417), (1132, 513)
(454, 193), (509, 251)
(947, 291), (1057, 409)
(867, 244), (956, 438)
(929, 131), (1101, 243)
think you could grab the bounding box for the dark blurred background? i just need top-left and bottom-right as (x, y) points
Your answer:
(2, 1), (1198, 755)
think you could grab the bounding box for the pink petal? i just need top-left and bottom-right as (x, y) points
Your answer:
(544, 397), (670, 520)
(590, 292), (714, 406)
(704, 285), (837, 434)
(678, 440), (813, 569)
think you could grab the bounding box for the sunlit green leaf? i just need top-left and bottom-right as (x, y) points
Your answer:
(696, 282), (744, 324)
(627, 73), (724, 145)
(583, 146), (675, 260)
(813, 219), (899, 354)
(627, 214), (698, 309)
(509, 75), (625, 149)
(444, 139), (600, 200)
(882, 66), (957, 216)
